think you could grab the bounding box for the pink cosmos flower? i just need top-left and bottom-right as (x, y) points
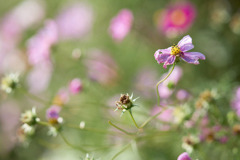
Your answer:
(177, 152), (192, 160)
(55, 2), (94, 40)
(0, 0), (45, 50)
(27, 61), (53, 93)
(134, 68), (158, 98)
(53, 88), (70, 105)
(152, 105), (174, 123)
(154, 35), (205, 69)
(69, 78), (82, 95)
(158, 66), (182, 99)
(85, 50), (118, 85)
(27, 20), (58, 65)
(231, 87), (240, 117)
(46, 105), (61, 120)
(157, 2), (196, 38)
(176, 89), (190, 101)
(109, 9), (133, 42)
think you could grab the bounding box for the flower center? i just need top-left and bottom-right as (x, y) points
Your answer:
(170, 9), (186, 26)
(171, 44), (181, 56)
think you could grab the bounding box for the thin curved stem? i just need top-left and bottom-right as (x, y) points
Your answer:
(140, 107), (167, 128)
(59, 132), (87, 152)
(156, 63), (176, 106)
(111, 142), (131, 160)
(128, 110), (140, 129)
(19, 88), (49, 105)
(108, 120), (136, 135)
(65, 124), (119, 135)
(37, 121), (50, 126)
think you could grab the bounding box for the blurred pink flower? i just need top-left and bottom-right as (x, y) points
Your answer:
(134, 68), (158, 98)
(157, 2), (196, 38)
(0, 102), (20, 153)
(154, 35), (205, 69)
(158, 66), (182, 99)
(46, 105), (61, 120)
(53, 88), (70, 106)
(55, 2), (94, 40)
(218, 136), (228, 144)
(109, 9), (133, 42)
(85, 50), (118, 85)
(0, 0), (45, 49)
(27, 20), (58, 65)
(177, 152), (192, 160)
(69, 78), (82, 95)
(231, 87), (240, 117)
(200, 115), (209, 127)
(27, 61), (53, 93)
(176, 89), (190, 101)
(152, 105), (174, 123)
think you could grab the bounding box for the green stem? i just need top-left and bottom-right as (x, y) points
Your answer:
(140, 107), (167, 128)
(108, 120), (136, 135)
(37, 121), (50, 126)
(128, 110), (140, 129)
(111, 142), (131, 160)
(59, 132), (87, 152)
(156, 62), (176, 106)
(65, 124), (119, 135)
(19, 88), (49, 105)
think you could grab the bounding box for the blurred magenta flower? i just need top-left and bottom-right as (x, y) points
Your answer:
(53, 88), (69, 106)
(27, 62), (53, 93)
(55, 2), (94, 40)
(0, 0), (45, 49)
(177, 152), (192, 160)
(0, 102), (20, 154)
(157, 2), (196, 38)
(231, 87), (240, 117)
(158, 66), (182, 99)
(27, 20), (58, 66)
(134, 68), (158, 98)
(152, 106), (174, 123)
(85, 50), (119, 85)
(176, 89), (190, 101)
(109, 9), (133, 42)
(69, 78), (82, 95)
(154, 35), (205, 69)
(46, 105), (61, 120)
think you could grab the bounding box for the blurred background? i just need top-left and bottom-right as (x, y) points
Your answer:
(0, 0), (240, 160)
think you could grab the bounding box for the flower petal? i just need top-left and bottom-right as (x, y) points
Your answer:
(154, 47), (171, 60)
(156, 53), (171, 64)
(184, 52), (206, 60)
(163, 55), (176, 69)
(177, 152), (192, 160)
(180, 44), (194, 52)
(178, 35), (192, 48)
(180, 54), (199, 65)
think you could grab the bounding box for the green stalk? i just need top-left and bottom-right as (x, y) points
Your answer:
(128, 110), (140, 129)
(156, 62), (176, 106)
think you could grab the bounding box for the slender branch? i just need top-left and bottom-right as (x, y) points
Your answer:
(140, 107), (167, 128)
(59, 132), (87, 152)
(156, 62), (176, 106)
(111, 142), (131, 160)
(19, 88), (49, 105)
(108, 120), (136, 135)
(37, 121), (50, 126)
(65, 124), (119, 135)
(128, 110), (140, 129)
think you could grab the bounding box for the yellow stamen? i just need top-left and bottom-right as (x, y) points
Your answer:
(171, 44), (181, 56)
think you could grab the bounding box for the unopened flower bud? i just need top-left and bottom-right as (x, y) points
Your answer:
(115, 93), (139, 115)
